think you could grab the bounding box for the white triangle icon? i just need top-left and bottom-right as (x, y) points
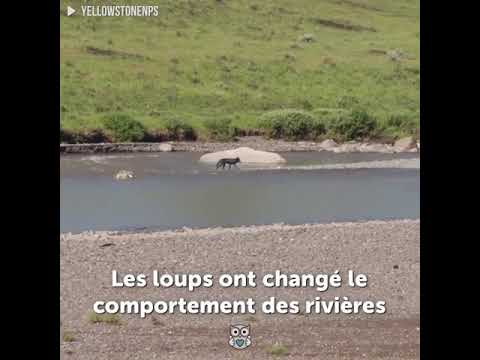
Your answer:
(67, 6), (76, 16)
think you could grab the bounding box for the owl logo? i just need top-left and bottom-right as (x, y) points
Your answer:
(229, 324), (252, 350)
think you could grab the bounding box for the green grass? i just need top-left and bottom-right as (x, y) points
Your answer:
(244, 314), (258, 322)
(88, 312), (122, 325)
(61, 0), (419, 141)
(62, 331), (76, 342)
(267, 343), (290, 356)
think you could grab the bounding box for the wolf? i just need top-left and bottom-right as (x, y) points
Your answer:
(216, 157), (241, 170)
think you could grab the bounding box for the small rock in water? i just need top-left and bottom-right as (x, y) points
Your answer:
(115, 170), (135, 180)
(100, 243), (115, 248)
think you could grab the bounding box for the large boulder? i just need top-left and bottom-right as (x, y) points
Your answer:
(199, 147), (286, 164)
(394, 136), (416, 152)
(158, 143), (173, 152)
(387, 49), (404, 61)
(319, 139), (338, 149)
(299, 33), (315, 42)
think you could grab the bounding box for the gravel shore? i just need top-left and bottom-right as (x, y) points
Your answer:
(60, 137), (419, 155)
(60, 220), (419, 359)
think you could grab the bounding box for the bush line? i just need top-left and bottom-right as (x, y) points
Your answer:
(61, 109), (419, 144)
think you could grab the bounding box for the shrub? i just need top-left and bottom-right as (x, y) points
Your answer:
(62, 332), (76, 342)
(312, 108), (349, 139)
(258, 109), (325, 140)
(204, 117), (239, 141)
(267, 343), (289, 356)
(313, 108), (350, 123)
(328, 109), (377, 141)
(60, 126), (73, 143)
(80, 129), (108, 143)
(88, 312), (121, 325)
(102, 113), (146, 142)
(384, 112), (419, 136)
(164, 119), (197, 140)
(60, 128), (108, 144)
(143, 129), (170, 142)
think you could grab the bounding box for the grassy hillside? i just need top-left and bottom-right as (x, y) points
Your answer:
(60, 0), (420, 142)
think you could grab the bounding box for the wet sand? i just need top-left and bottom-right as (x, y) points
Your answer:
(60, 219), (419, 359)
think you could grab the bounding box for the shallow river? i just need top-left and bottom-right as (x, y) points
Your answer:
(60, 152), (419, 233)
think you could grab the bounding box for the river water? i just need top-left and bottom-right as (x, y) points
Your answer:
(60, 152), (419, 233)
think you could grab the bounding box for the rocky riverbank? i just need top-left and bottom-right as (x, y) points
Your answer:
(61, 219), (419, 359)
(60, 136), (419, 155)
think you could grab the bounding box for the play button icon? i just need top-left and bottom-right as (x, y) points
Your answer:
(67, 6), (76, 16)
